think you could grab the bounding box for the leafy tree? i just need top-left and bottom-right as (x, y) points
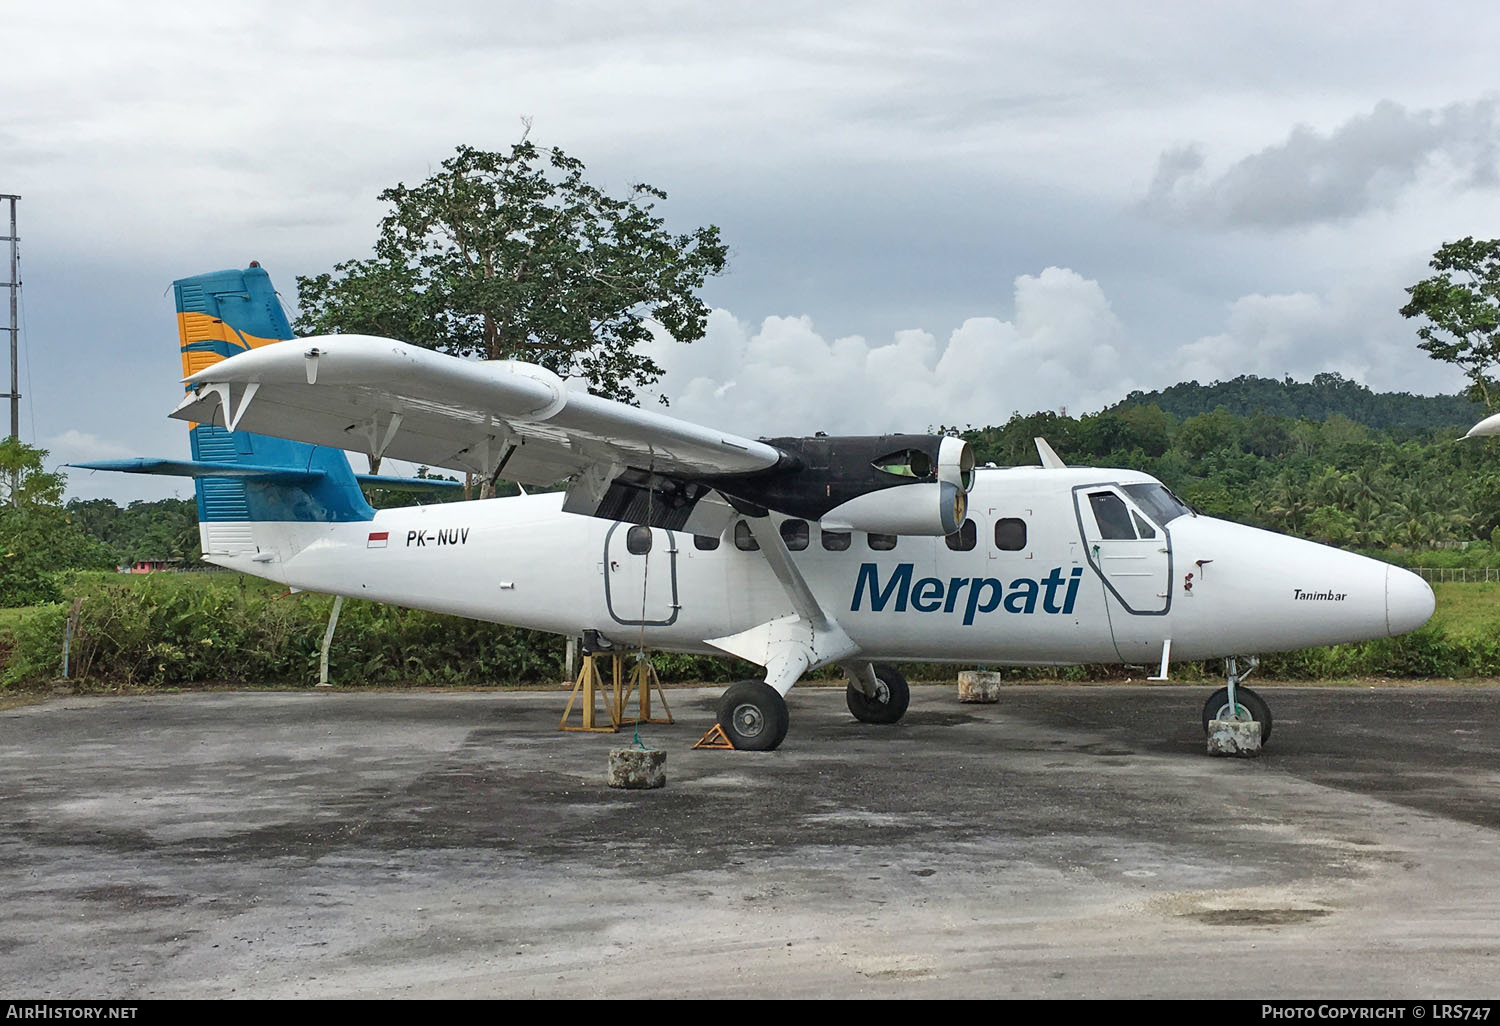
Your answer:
(1111, 404), (1173, 457)
(0, 437), (64, 508)
(0, 440), (112, 605)
(1402, 237), (1500, 408)
(1113, 371), (1480, 431)
(1175, 408), (1240, 459)
(294, 135), (729, 409)
(64, 497), (201, 566)
(1242, 410), (1291, 458)
(1470, 475), (1500, 540)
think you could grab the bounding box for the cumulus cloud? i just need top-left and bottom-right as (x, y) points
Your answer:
(1173, 292), (1334, 383)
(1168, 276), (1470, 396)
(644, 267), (1131, 435)
(47, 429), (136, 465)
(643, 265), (1467, 444)
(1142, 99), (1499, 228)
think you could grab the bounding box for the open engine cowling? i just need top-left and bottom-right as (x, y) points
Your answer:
(707, 433), (975, 536)
(563, 432), (976, 537)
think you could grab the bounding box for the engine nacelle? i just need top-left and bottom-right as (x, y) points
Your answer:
(579, 432), (977, 536)
(819, 479), (967, 536)
(704, 433), (975, 535)
(935, 435), (975, 495)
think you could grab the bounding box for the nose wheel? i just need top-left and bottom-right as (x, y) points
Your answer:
(1202, 657), (1272, 743)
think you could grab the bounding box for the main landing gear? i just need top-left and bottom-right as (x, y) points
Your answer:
(716, 680), (790, 752)
(713, 663), (914, 751)
(846, 663), (911, 724)
(1201, 655), (1273, 744)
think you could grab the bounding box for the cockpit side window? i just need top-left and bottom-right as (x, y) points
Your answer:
(1122, 483), (1191, 525)
(1132, 512), (1157, 539)
(1088, 491), (1136, 540)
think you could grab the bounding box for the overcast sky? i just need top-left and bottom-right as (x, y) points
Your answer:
(5, 1), (1498, 502)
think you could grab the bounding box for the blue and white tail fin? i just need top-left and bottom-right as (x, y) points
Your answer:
(74, 264), (373, 563)
(172, 264), (374, 530)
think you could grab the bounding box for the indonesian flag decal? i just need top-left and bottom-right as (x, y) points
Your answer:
(367, 531), (389, 549)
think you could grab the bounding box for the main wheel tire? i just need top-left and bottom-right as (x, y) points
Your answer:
(1202, 684), (1273, 744)
(717, 680), (790, 751)
(846, 663), (911, 724)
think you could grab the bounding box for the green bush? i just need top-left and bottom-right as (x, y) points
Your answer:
(2, 573), (578, 689)
(7, 571), (1500, 691)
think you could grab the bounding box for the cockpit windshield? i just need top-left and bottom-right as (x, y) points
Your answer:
(1122, 483), (1192, 526)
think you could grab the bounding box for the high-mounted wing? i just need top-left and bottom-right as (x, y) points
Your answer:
(81, 265), (971, 541)
(174, 332), (973, 537)
(173, 335), (783, 485)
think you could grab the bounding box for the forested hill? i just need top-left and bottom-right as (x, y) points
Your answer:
(958, 370), (1500, 558)
(1110, 373), (1481, 432)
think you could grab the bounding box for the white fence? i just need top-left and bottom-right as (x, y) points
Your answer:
(1413, 567), (1500, 583)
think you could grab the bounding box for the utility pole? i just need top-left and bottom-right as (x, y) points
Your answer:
(1, 194), (18, 441)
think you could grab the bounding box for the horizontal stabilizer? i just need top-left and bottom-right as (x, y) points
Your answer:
(70, 458), (325, 484)
(72, 459), (463, 494)
(354, 473), (465, 492)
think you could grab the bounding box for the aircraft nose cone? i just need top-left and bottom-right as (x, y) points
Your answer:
(1386, 566), (1435, 636)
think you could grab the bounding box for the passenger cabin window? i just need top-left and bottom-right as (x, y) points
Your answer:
(780, 519), (810, 551)
(868, 533), (898, 551)
(626, 525), (652, 554)
(734, 520), (759, 551)
(822, 530), (851, 551)
(1088, 492), (1136, 540)
(693, 534), (720, 551)
(946, 518), (977, 551)
(994, 517), (1027, 551)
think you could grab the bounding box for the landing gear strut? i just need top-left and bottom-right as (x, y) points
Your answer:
(1202, 656), (1273, 744)
(846, 663), (911, 724)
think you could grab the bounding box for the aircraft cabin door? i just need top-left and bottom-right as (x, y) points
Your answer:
(603, 523), (681, 627)
(1073, 483), (1172, 620)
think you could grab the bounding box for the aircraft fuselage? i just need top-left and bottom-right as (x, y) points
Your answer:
(202, 465), (1435, 671)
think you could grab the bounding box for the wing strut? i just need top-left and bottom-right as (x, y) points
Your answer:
(705, 516), (859, 694)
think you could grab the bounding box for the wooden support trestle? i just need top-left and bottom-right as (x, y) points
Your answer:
(559, 653), (623, 733)
(560, 651), (673, 734)
(618, 657), (673, 727)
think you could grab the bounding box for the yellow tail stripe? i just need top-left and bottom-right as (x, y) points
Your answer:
(176, 312), (287, 379)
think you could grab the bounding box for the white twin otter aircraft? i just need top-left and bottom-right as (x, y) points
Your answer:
(82, 265), (1436, 751)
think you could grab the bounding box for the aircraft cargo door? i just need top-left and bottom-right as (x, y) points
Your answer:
(604, 523), (680, 627)
(1074, 485), (1172, 660)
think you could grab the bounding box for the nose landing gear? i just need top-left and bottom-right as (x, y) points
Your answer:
(1202, 655), (1272, 744)
(845, 663), (911, 725)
